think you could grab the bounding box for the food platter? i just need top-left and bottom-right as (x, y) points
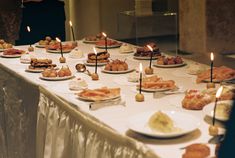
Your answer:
(78, 95), (121, 102)
(133, 56), (158, 60)
(202, 77), (235, 83)
(84, 61), (107, 66)
(138, 87), (172, 92)
(203, 100), (233, 121)
(0, 53), (22, 58)
(83, 39), (98, 44)
(102, 68), (135, 74)
(39, 75), (74, 81)
(153, 62), (187, 68)
(128, 110), (200, 138)
(46, 49), (72, 53)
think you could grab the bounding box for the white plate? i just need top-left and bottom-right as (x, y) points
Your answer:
(203, 100), (233, 121)
(78, 95), (121, 102)
(46, 49), (72, 53)
(133, 56), (158, 60)
(139, 87), (172, 92)
(202, 77), (235, 83)
(119, 50), (134, 54)
(128, 110), (200, 138)
(102, 68), (135, 74)
(0, 53), (22, 58)
(83, 39), (98, 44)
(154, 62), (187, 68)
(39, 75), (75, 81)
(95, 44), (122, 49)
(35, 43), (47, 48)
(84, 61), (107, 66)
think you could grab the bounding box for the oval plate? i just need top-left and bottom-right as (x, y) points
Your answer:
(39, 75), (75, 81)
(102, 68), (135, 74)
(154, 62), (187, 68)
(128, 110), (201, 138)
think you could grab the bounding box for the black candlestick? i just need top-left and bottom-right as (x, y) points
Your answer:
(105, 37), (107, 53)
(139, 72), (142, 94)
(95, 53), (98, 73)
(71, 26), (75, 41)
(60, 42), (63, 57)
(210, 61), (213, 82)
(149, 51), (153, 68)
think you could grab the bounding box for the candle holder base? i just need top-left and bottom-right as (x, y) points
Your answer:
(209, 125), (219, 136)
(207, 82), (215, 89)
(145, 67), (154, 75)
(28, 46), (34, 52)
(91, 73), (99, 80)
(135, 93), (144, 102)
(59, 57), (66, 63)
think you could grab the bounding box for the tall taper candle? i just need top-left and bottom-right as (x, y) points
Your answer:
(93, 47), (98, 73)
(139, 63), (143, 94)
(210, 52), (214, 83)
(56, 37), (63, 57)
(212, 86), (223, 125)
(27, 26), (31, 47)
(69, 21), (76, 41)
(147, 45), (153, 68)
(102, 32), (107, 53)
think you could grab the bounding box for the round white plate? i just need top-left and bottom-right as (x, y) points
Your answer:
(102, 68), (135, 74)
(202, 77), (235, 83)
(83, 39), (98, 44)
(95, 44), (122, 49)
(35, 43), (47, 48)
(26, 68), (45, 73)
(139, 87), (172, 92)
(128, 110), (201, 138)
(46, 49), (72, 53)
(154, 62), (187, 68)
(0, 53), (22, 58)
(203, 100), (233, 121)
(39, 75), (74, 81)
(78, 95), (121, 102)
(84, 61), (107, 66)
(133, 56), (158, 60)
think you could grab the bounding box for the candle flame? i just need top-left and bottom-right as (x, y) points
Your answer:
(147, 45), (153, 52)
(69, 20), (73, 27)
(210, 52), (214, 61)
(93, 47), (97, 55)
(139, 63), (143, 72)
(27, 26), (31, 32)
(102, 32), (107, 37)
(216, 86), (223, 98)
(55, 37), (61, 43)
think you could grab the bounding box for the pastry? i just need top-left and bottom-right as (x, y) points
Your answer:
(42, 66), (72, 78)
(148, 111), (174, 133)
(28, 58), (56, 70)
(20, 53), (31, 64)
(186, 62), (208, 75)
(3, 48), (25, 55)
(119, 44), (134, 53)
(78, 87), (120, 101)
(69, 49), (84, 59)
(84, 33), (105, 42)
(196, 66), (235, 83)
(182, 144), (210, 158)
(0, 39), (13, 50)
(87, 51), (110, 63)
(104, 59), (128, 71)
(69, 78), (88, 91)
(134, 42), (161, 57)
(157, 56), (184, 65)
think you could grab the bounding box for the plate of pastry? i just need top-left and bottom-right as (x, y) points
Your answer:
(128, 110), (200, 138)
(203, 100), (233, 121)
(77, 87), (121, 101)
(39, 66), (74, 81)
(85, 51), (110, 66)
(35, 36), (58, 48)
(0, 48), (25, 58)
(154, 56), (186, 68)
(0, 39), (13, 52)
(25, 58), (57, 73)
(133, 42), (161, 60)
(101, 59), (134, 74)
(95, 39), (122, 49)
(83, 33), (105, 44)
(136, 75), (177, 92)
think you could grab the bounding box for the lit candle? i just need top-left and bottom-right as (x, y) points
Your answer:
(69, 20), (76, 41)
(56, 37), (63, 57)
(212, 86), (223, 125)
(147, 45), (153, 68)
(210, 52), (214, 83)
(27, 26), (31, 47)
(93, 47), (98, 73)
(139, 63), (143, 94)
(102, 32), (107, 53)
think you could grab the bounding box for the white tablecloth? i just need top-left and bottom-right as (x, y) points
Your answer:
(0, 41), (222, 158)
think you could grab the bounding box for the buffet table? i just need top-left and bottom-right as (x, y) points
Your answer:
(0, 41), (222, 158)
